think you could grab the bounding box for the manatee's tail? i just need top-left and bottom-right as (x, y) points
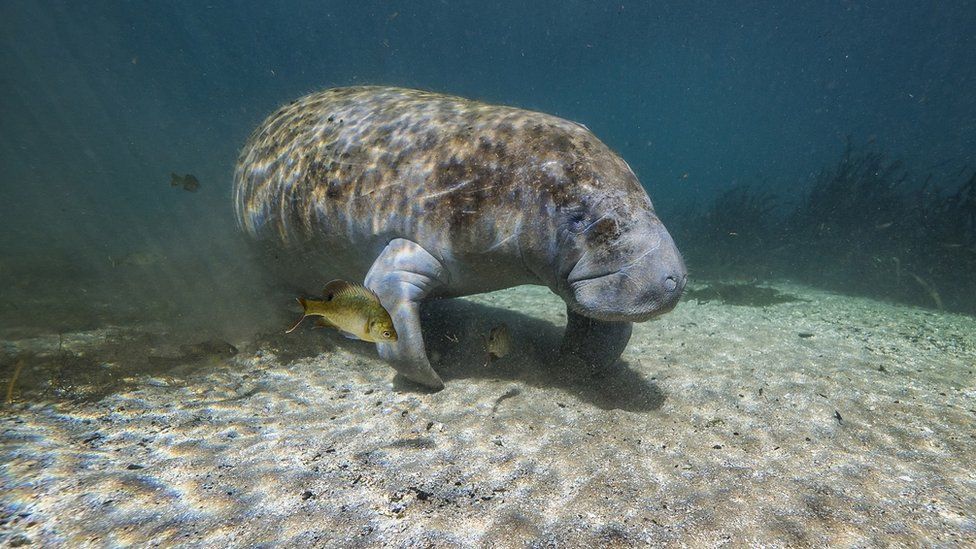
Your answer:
(285, 298), (310, 334)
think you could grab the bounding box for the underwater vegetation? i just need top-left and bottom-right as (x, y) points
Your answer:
(684, 283), (804, 307)
(784, 142), (917, 297)
(680, 139), (976, 314)
(674, 183), (780, 279)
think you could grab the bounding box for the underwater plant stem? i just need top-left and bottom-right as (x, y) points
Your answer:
(909, 272), (944, 311)
(5, 357), (26, 405)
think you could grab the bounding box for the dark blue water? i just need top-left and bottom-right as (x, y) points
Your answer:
(3, 5), (976, 545)
(1, 0), (975, 333)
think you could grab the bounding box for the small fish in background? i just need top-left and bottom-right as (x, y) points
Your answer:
(108, 250), (164, 268)
(148, 339), (238, 368)
(286, 279), (398, 343)
(170, 172), (200, 192)
(179, 340), (238, 360)
(482, 323), (511, 366)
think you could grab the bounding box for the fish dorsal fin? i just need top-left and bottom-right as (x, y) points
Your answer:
(322, 279), (379, 302)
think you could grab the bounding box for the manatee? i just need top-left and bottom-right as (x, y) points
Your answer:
(234, 86), (687, 390)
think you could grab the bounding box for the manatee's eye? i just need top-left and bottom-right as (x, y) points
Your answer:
(568, 211), (587, 233)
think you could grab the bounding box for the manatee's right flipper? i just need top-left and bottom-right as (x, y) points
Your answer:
(364, 238), (448, 390)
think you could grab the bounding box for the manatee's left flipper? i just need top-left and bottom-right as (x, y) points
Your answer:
(559, 308), (633, 375)
(364, 238), (448, 390)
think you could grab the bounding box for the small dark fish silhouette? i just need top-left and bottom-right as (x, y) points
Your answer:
(170, 172), (200, 192)
(482, 323), (511, 367)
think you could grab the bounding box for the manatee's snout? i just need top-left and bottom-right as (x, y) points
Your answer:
(568, 220), (687, 322)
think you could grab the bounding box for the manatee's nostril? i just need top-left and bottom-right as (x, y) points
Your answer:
(664, 276), (678, 292)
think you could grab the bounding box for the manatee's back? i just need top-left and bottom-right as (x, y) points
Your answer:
(234, 86), (648, 288)
(235, 87), (534, 250)
(234, 87), (414, 248)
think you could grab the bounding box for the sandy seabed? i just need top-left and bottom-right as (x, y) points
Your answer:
(1, 281), (974, 547)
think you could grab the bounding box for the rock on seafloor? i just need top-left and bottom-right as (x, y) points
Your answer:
(1, 283), (975, 546)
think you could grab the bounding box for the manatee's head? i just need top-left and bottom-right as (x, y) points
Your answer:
(512, 118), (687, 322)
(558, 206), (687, 323)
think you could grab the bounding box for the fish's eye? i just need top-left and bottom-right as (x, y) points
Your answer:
(382, 330), (391, 338)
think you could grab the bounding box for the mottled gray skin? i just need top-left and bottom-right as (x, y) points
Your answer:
(235, 87), (686, 389)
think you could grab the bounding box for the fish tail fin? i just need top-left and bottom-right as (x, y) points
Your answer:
(285, 298), (310, 334)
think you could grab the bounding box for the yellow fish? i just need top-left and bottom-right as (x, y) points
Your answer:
(286, 280), (398, 343)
